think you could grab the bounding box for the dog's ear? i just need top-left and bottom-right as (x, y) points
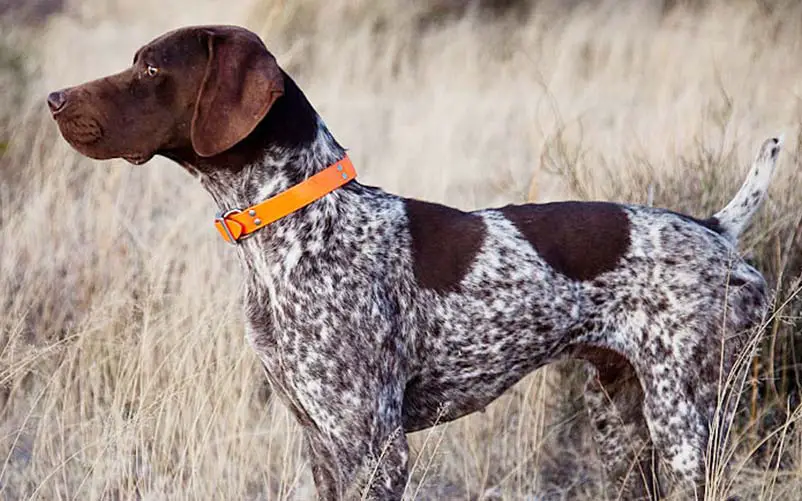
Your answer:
(191, 27), (284, 158)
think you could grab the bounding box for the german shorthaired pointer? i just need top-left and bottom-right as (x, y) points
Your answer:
(48, 25), (778, 500)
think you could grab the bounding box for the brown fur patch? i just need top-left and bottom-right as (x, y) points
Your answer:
(573, 344), (636, 387)
(500, 202), (630, 281)
(405, 199), (486, 292)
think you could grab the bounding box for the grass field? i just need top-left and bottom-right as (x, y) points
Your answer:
(1, 0), (801, 499)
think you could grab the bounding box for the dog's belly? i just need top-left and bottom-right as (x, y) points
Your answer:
(401, 343), (557, 432)
(402, 286), (583, 431)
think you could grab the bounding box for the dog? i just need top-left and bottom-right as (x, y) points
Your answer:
(48, 25), (778, 499)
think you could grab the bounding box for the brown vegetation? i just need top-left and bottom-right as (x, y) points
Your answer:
(1, 1), (800, 499)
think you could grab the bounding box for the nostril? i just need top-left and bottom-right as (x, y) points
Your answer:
(47, 91), (67, 113)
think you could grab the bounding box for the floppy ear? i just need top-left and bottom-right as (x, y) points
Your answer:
(191, 28), (284, 157)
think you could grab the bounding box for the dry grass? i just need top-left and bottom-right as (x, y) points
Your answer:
(1, 0), (801, 499)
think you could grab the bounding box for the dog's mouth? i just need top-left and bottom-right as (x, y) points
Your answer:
(53, 115), (154, 165)
(123, 153), (154, 165)
(55, 116), (104, 146)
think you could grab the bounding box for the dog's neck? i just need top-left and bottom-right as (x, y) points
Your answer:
(195, 120), (347, 213)
(163, 72), (349, 212)
(160, 72), (383, 284)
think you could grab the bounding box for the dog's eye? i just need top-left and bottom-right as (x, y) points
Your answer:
(146, 65), (160, 77)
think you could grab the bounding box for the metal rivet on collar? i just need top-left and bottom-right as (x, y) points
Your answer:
(254, 218), (262, 225)
(341, 173), (348, 179)
(248, 209), (256, 216)
(337, 164), (343, 171)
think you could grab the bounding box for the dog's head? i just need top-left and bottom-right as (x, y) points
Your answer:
(48, 25), (284, 165)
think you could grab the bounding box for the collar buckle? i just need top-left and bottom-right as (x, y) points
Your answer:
(215, 208), (242, 245)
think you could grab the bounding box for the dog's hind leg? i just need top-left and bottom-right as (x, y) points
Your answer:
(581, 348), (662, 500)
(637, 359), (712, 500)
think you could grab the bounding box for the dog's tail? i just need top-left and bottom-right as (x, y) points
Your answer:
(710, 137), (782, 244)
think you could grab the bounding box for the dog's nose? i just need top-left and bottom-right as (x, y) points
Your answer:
(47, 90), (67, 113)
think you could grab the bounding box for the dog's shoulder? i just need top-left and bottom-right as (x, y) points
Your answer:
(403, 198), (486, 292)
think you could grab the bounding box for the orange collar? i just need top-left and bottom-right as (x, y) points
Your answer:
(214, 155), (357, 244)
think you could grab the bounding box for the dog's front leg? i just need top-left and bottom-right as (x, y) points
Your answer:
(302, 401), (409, 500)
(303, 431), (343, 500)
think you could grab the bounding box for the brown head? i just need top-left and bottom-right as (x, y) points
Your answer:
(48, 25), (310, 168)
